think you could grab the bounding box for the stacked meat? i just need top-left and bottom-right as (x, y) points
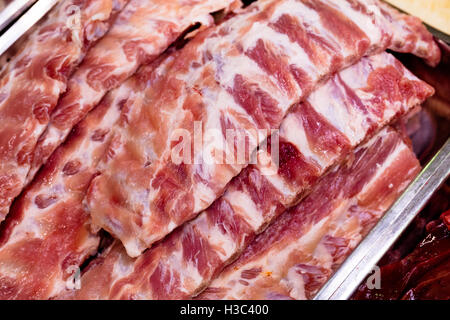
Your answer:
(0, 0), (443, 299)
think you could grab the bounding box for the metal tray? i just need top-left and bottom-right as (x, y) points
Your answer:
(315, 1), (450, 299)
(1, 0), (449, 301)
(315, 138), (450, 300)
(0, 0), (58, 56)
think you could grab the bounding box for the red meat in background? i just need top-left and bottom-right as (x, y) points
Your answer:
(353, 210), (450, 300)
(353, 45), (450, 300)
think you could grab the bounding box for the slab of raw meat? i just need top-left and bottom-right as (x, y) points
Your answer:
(27, 0), (239, 185)
(0, 0), (239, 298)
(60, 52), (432, 299)
(84, 0), (440, 257)
(199, 127), (420, 300)
(0, 0), (129, 221)
(0, 53), (175, 300)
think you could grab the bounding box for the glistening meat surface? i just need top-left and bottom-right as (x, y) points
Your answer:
(60, 52), (433, 299)
(27, 0), (239, 185)
(85, 0), (440, 257)
(0, 0), (129, 222)
(199, 128), (420, 300)
(0, 55), (175, 300)
(0, 0), (238, 298)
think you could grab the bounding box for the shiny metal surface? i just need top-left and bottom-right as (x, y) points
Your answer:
(0, 0), (448, 302)
(0, 0), (58, 56)
(314, 138), (450, 300)
(0, 0), (36, 32)
(427, 25), (450, 45)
